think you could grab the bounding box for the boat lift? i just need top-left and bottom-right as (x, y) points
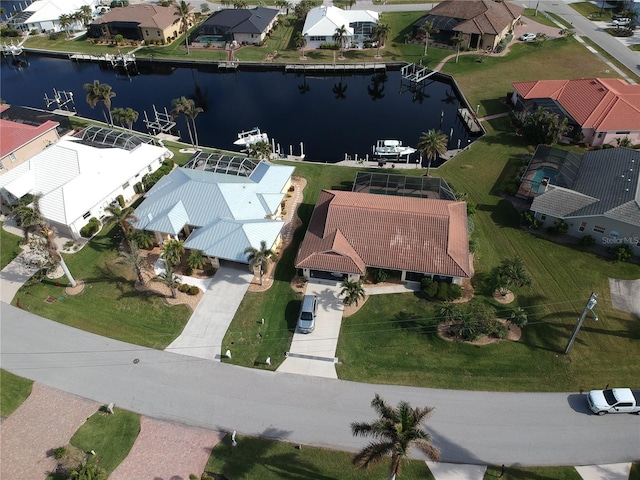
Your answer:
(143, 105), (176, 136)
(44, 89), (76, 112)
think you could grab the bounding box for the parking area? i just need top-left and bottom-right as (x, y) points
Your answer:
(591, 21), (640, 48)
(276, 282), (344, 379)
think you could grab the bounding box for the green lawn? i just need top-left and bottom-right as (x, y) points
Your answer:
(70, 407), (140, 475)
(569, 2), (606, 19)
(24, 34), (137, 54)
(205, 435), (434, 480)
(522, 9), (561, 28)
(0, 369), (33, 417)
(1, 225), (23, 270)
(12, 225), (191, 349)
(484, 465), (581, 480)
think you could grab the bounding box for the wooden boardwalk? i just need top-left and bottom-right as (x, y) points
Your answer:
(285, 63), (386, 73)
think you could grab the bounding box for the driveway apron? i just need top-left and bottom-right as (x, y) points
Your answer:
(165, 262), (252, 361)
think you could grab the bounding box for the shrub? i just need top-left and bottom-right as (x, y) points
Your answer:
(47, 31), (61, 40)
(180, 283), (190, 293)
(469, 237), (479, 253)
(613, 245), (633, 262)
(53, 446), (67, 459)
(421, 277), (433, 290)
(185, 266), (193, 276)
(116, 194), (125, 207)
(448, 283), (462, 300)
(189, 286), (200, 295)
(466, 203), (477, 216)
(134, 182), (144, 194)
(319, 42), (340, 50)
(1, 28), (21, 37)
(424, 280), (439, 298)
(580, 235), (595, 246)
(206, 268), (216, 276)
(458, 317), (482, 342)
(435, 281), (449, 301)
(371, 268), (388, 284)
(30, 29), (39, 35)
(80, 217), (100, 238)
(486, 320), (508, 338)
(521, 211), (540, 229)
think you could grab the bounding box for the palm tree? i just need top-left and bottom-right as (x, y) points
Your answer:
(417, 129), (448, 176)
(58, 14), (73, 38)
(118, 240), (146, 285)
(419, 20), (438, 56)
(13, 193), (44, 241)
(79, 5), (93, 26)
(244, 240), (275, 286)
(121, 107), (139, 131)
(153, 263), (181, 299)
(171, 96), (194, 146)
(233, 0), (248, 8)
(340, 279), (366, 306)
(333, 25), (348, 59)
(489, 256), (532, 297)
(187, 249), (208, 270)
(102, 205), (138, 242)
(83, 80), (116, 126)
(173, 0), (192, 54)
(171, 96), (201, 147)
(452, 32), (464, 63)
(43, 225), (77, 288)
(247, 140), (272, 159)
(372, 23), (390, 58)
(132, 230), (156, 249)
(294, 32), (307, 59)
(351, 394), (440, 480)
(162, 239), (185, 266)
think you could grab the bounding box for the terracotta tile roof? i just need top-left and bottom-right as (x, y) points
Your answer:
(91, 4), (185, 30)
(512, 78), (640, 131)
(429, 0), (523, 35)
(0, 116), (59, 157)
(295, 190), (470, 278)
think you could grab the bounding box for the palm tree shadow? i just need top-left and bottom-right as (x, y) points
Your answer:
(391, 309), (436, 336)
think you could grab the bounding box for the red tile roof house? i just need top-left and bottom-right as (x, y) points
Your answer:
(295, 190), (471, 285)
(0, 105), (59, 173)
(511, 78), (640, 147)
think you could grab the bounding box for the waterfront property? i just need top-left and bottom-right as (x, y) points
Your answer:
(295, 189), (470, 284)
(511, 78), (640, 147)
(0, 126), (171, 239)
(8, 0), (97, 33)
(189, 7), (279, 46)
(133, 154), (294, 266)
(302, 6), (379, 49)
(0, 105), (60, 173)
(88, 3), (194, 45)
(523, 146), (640, 255)
(413, 0), (523, 51)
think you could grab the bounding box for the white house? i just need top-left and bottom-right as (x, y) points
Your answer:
(0, 126), (170, 239)
(302, 6), (379, 49)
(11, 0), (97, 33)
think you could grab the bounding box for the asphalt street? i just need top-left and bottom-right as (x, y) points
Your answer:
(2, 303), (639, 466)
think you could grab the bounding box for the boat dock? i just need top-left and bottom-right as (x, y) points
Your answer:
(69, 52), (136, 69)
(457, 108), (483, 134)
(218, 61), (239, 69)
(1, 43), (24, 57)
(285, 63), (386, 73)
(401, 63), (437, 84)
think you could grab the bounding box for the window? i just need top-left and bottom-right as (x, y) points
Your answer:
(597, 132), (604, 138)
(157, 31), (161, 37)
(148, 166), (153, 172)
(145, 30), (149, 36)
(540, 214), (546, 221)
(9, 153), (16, 162)
(593, 225), (605, 233)
(310, 36), (325, 42)
(122, 181), (130, 189)
(578, 222), (587, 232)
(615, 131), (630, 135)
(82, 211), (91, 219)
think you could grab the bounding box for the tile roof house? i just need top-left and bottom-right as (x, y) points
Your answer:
(0, 105), (60, 173)
(189, 7), (279, 45)
(133, 161), (295, 265)
(511, 78), (640, 147)
(0, 127), (170, 239)
(302, 6), (379, 49)
(413, 0), (523, 50)
(88, 3), (193, 44)
(528, 147), (640, 255)
(10, 0), (97, 33)
(295, 190), (470, 284)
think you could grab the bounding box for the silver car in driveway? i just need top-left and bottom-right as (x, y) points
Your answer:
(297, 295), (317, 334)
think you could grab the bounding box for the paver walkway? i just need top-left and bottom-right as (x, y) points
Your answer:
(0, 383), (99, 480)
(110, 417), (225, 480)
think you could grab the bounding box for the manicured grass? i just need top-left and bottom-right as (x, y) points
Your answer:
(522, 9), (562, 28)
(0, 369), (33, 417)
(12, 226), (191, 349)
(205, 434), (435, 480)
(70, 407), (140, 475)
(1, 225), (23, 270)
(24, 34), (137, 54)
(484, 465), (581, 480)
(569, 2), (605, 19)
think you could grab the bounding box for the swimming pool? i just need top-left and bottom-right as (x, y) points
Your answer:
(196, 35), (226, 43)
(530, 166), (559, 189)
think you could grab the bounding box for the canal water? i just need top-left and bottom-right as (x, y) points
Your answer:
(1, 54), (477, 163)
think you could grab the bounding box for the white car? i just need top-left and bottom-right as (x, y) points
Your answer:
(519, 33), (537, 41)
(612, 18), (631, 26)
(587, 388), (640, 415)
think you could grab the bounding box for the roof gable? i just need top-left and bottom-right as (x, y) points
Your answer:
(200, 7), (278, 34)
(91, 4), (182, 30)
(302, 6), (378, 37)
(0, 118), (58, 157)
(425, 0), (522, 34)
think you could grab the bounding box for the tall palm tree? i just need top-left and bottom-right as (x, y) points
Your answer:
(351, 394), (440, 480)
(43, 226), (77, 288)
(171, 96), (201, 147)
(118, 240), (146, 285)
(58, 14), (73, 38)
(121, 107), (139, 131)
(102, 205), (138, 241)
(173, 0), (192, 54)
(83, 80), (116, 126)
(419, 20), (438, 56)
(333, 25), (348, 59)
(153, 263), (181, 298)
(244, 240), (275, 286)
(294, 32), (307, 59)
(171, 96), (194, 146)
(79, 5), (93, 26)
(340, 279), (366, 306)
(372, 23), (390, 58)
(13, 193), (44, 241)
(417, 129), (448, 176)
(452, 32), (464, 63)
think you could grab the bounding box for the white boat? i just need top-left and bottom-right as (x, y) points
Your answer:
(373, 139), (417, 159)
(233, 127), (268, 147)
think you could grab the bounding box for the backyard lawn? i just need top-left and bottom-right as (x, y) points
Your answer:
(23, 34), (138, 55)
(0, 369), (33, 417)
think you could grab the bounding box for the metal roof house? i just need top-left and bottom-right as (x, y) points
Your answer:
(9, 0), (97, 33)
(302, 6), (378, 49)
(133, 158), (294, 265)
(527, 147), (640, 255)
(0, 126), (170, 239)
(189, 7), (279, 45)
(295, 190), (470, 284)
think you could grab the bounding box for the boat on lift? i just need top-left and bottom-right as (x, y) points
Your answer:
(373, 139), (417, 160)
(234, 127), (268, 147)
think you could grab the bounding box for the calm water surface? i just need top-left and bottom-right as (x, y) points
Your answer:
(1, 55), (476, 162)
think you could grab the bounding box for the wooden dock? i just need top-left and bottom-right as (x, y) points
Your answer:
(285, 63), (386, 73)
(69, 52), (136, 68)
(218, 61), (239, 69)
(457, 108), (483, 134)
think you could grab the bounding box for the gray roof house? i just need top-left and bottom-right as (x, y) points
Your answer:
(189, 7), (279, 45)
(133, 157), (294, 264)
(528, 147), (640, 255)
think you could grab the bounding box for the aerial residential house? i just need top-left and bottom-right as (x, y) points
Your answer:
(302, 6), (379, 49)
(133, 153), (295, 267)
(88, 3), (193, 44)
(413, 0), (523, 51)
(9, 0), (97, 33)
(0, 105), (60, 173)
(189, 7), (279, 45)
(295, 188), (471, 284)
(0, 126), (171, 239)
(524, 146), (640, 255)
(511, 78), (640, 146)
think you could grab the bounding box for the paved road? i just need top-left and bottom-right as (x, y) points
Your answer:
(2, 303), (639, 466)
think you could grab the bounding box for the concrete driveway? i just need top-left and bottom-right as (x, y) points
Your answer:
(277, 282), (344, 378)
(608, 278), (640, 318)
(165, 262), (253, 361)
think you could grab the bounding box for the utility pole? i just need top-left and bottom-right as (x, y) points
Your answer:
(564, 292), (598, 354)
